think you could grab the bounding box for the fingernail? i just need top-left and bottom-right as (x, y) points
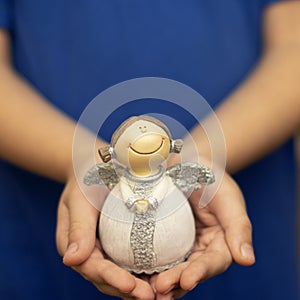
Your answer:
(241, 243), (255, 261)
(189, 282), (198, 291)
(66, 243), (78, 255)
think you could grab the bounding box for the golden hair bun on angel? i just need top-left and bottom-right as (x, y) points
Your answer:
(84, 115), (214, 274)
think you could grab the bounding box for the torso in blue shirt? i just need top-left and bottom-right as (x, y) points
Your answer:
(0, 1), (298, 299)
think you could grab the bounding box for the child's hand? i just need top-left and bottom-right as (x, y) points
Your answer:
(151, 172), (255, 299)
(56, 175), (155, 300)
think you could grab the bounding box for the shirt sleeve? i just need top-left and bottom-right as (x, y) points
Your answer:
(0, 0), (12, 29)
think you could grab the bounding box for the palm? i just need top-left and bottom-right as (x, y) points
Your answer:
(185, 192), (232, 281)
(150, 173), (254, 299)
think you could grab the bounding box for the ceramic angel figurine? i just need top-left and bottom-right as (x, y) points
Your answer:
(84, 116), (214, 274)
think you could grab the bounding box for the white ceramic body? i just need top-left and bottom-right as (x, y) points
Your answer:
(99, 175), (195, 274)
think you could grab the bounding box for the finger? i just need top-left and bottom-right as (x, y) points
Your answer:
(74, 247), (136, 293)
(209, 174), (255, 266)
(172, 288), (188, 299)
(155, 262), (188, 294)
(128, 277), (156, 300)
(149, 273), (158, 293)
(180, 233), (232, 290)
(224, 214), (254, 266)
(156, 292), (174, 300)
(92, 283), (136, 299)
(56, 199), (70, 255)
(63, 185), (99, 266)
(93, 283), (139, 300)
(154, 280), (187, 300)
(90, 270), (155, 300)
(74, 247), (155, 299)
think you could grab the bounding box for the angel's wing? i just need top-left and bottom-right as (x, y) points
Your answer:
(166, 162), (215, 193)
(83, 162), (125, 190)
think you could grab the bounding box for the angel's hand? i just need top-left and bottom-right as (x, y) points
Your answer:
(152, 172), (255, 299)
(56, 176), (155, 300)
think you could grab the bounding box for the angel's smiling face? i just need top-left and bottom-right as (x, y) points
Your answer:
(114, 119), (171, 176)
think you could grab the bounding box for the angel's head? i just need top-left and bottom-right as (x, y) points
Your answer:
(99, 116), (183, 177)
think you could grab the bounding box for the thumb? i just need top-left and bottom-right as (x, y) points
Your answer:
(210, 174), (255, 266)
(62, 187), (99, 266)
(224, 215), (255, 266)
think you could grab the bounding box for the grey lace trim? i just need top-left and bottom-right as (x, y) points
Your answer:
(124, 168), (164, 271)
(130, 210), (157, 271)
(120, 250), (192, 275)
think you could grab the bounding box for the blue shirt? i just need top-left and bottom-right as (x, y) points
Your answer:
(0, 1), (298, 299)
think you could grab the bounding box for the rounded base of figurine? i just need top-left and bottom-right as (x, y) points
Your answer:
(118, 250), (192, 275)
